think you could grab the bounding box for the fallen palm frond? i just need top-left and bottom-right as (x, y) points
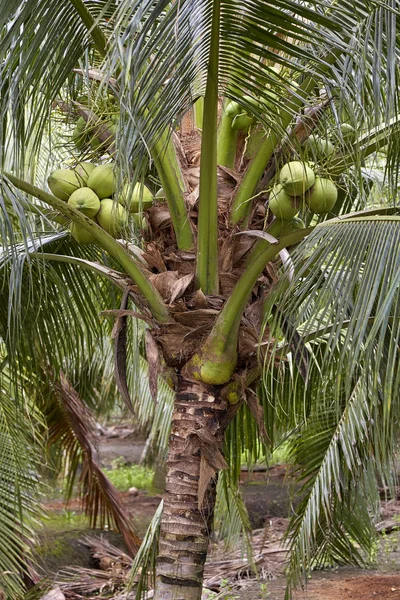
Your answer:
(52, 523), (288, 598)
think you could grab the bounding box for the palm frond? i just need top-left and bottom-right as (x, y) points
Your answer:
(284, 377), (380, 596)
(214, 471), (252, 554)
(0, 0), (112, 171)
(127, 500), (163, 598)
(262, 217), (400, 593)
(0, 362), (44, 599)
(45, 370), (141, 555)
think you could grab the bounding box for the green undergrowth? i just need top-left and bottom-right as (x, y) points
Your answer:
(40, 508), (88, 532)
(103, 458), (155, 492)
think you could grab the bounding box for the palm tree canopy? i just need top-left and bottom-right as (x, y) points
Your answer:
(1, 0), (400, 598)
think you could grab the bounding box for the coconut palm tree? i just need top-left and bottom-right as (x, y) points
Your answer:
(1, 1), (400, 599)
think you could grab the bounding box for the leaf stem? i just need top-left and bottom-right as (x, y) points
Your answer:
(152, 130), (194, 250)
(193, 97), (204, 130)
(217, 101), (238, 168)
(195, 0), (221, 294)
(4, 173), (170, 323)
(68, 0), (108, 58)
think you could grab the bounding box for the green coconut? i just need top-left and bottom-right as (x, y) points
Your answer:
(119, 182), (154, 213)
(89, 135), (103, 150)
(225, 101), (242, 119)
(155, 187), (166, 200)
(48, 168), (82, 201)
(76, 116), (86, 131)
(279, 161), (315, 196)
(305, 177), (338, 214)
(87, 164), (115, 199)
(291, 216), (306, 230)
(74, 162), (97, 185)
(269, 184), (299, 221)
(132, 212), (148, 230)
(242, 95), (262, 113)
(72, 128), (86, 149)
(340, 123), (356, 142)
(231, 113), (254, 131)
(70, 222), (96, 245)
(306, 135), (334, 158)
(97, 199), (128, 237)
(67, 187), (100, 217)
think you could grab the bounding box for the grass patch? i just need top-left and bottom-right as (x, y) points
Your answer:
(103, 459), (154, 492)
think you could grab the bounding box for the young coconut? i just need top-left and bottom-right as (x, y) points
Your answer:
(155, 187), (166, 201)
(291, 216), (306, 230)
(306, 134), (334, 158)
(119, 182), (154, 213)
(340, 123), (357, 142)
(231, 113), (254, 131)
(269, 184), (299, 221)
(72, 124), (87, 150)
(279, 161), (315, 196)
(87, 164), (115, 199)
(67, 187), (101, 218)
(305, 177), (338, 214)
(70, 221), (96, 245)
(48, 168), (82, 201)
(225, 100), (242, 119)
(97, 199), (128, 237)
(74, 162), (97, 186)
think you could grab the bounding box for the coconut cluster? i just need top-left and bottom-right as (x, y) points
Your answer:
(269, 159), (339, 224)
(47, 162), (154, 245)
(72, 115), (117, 153)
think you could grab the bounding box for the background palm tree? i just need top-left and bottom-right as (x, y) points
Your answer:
(1, 1), (400, 599)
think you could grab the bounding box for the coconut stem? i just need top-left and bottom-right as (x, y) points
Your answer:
(217, 100), (238, 168)
(185, 228), (312, 385)
(196, 0), (221, 294)
(4, 173), (170, 324)
(193, 97), (204, 130)
(68, 0), (108, 58)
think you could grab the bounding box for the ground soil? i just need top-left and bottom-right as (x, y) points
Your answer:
(38, 433), (400, 600)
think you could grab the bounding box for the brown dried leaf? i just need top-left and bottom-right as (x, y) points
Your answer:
(145, 331), (160, 403)
(142, 243), (167, 272)
(232, 235), (256, 265)
(198, 454), (217, 509)
(187, 183), (199, 207)
(219, 237), (234, 272)
(172, 308), (218, 327)
(148, 206), (172, 231)
(112, 290), (133, 413)
(149, 271), (180, 300)
(217, 164), (242, 183)
(169, 273), (194, 305)
(192, 288), (208, 308)
(219, 272), (240, 297)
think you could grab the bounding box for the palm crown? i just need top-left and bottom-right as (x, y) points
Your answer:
(1, 1), (400, 598)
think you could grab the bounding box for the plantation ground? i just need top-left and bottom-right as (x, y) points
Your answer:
(37, 430), (400, 600)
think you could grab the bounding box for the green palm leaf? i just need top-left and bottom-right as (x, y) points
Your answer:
(0, 361), (44, 599)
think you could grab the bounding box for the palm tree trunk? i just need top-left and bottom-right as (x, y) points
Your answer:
(154, 377), (228, 600)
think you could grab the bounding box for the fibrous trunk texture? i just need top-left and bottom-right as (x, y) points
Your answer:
(154, 377), (228, 600)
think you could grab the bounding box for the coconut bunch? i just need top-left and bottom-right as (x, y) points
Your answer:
(268, 160), (339, 228)
(72, 114), (117, 152)
(47, 162), (154, 245)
